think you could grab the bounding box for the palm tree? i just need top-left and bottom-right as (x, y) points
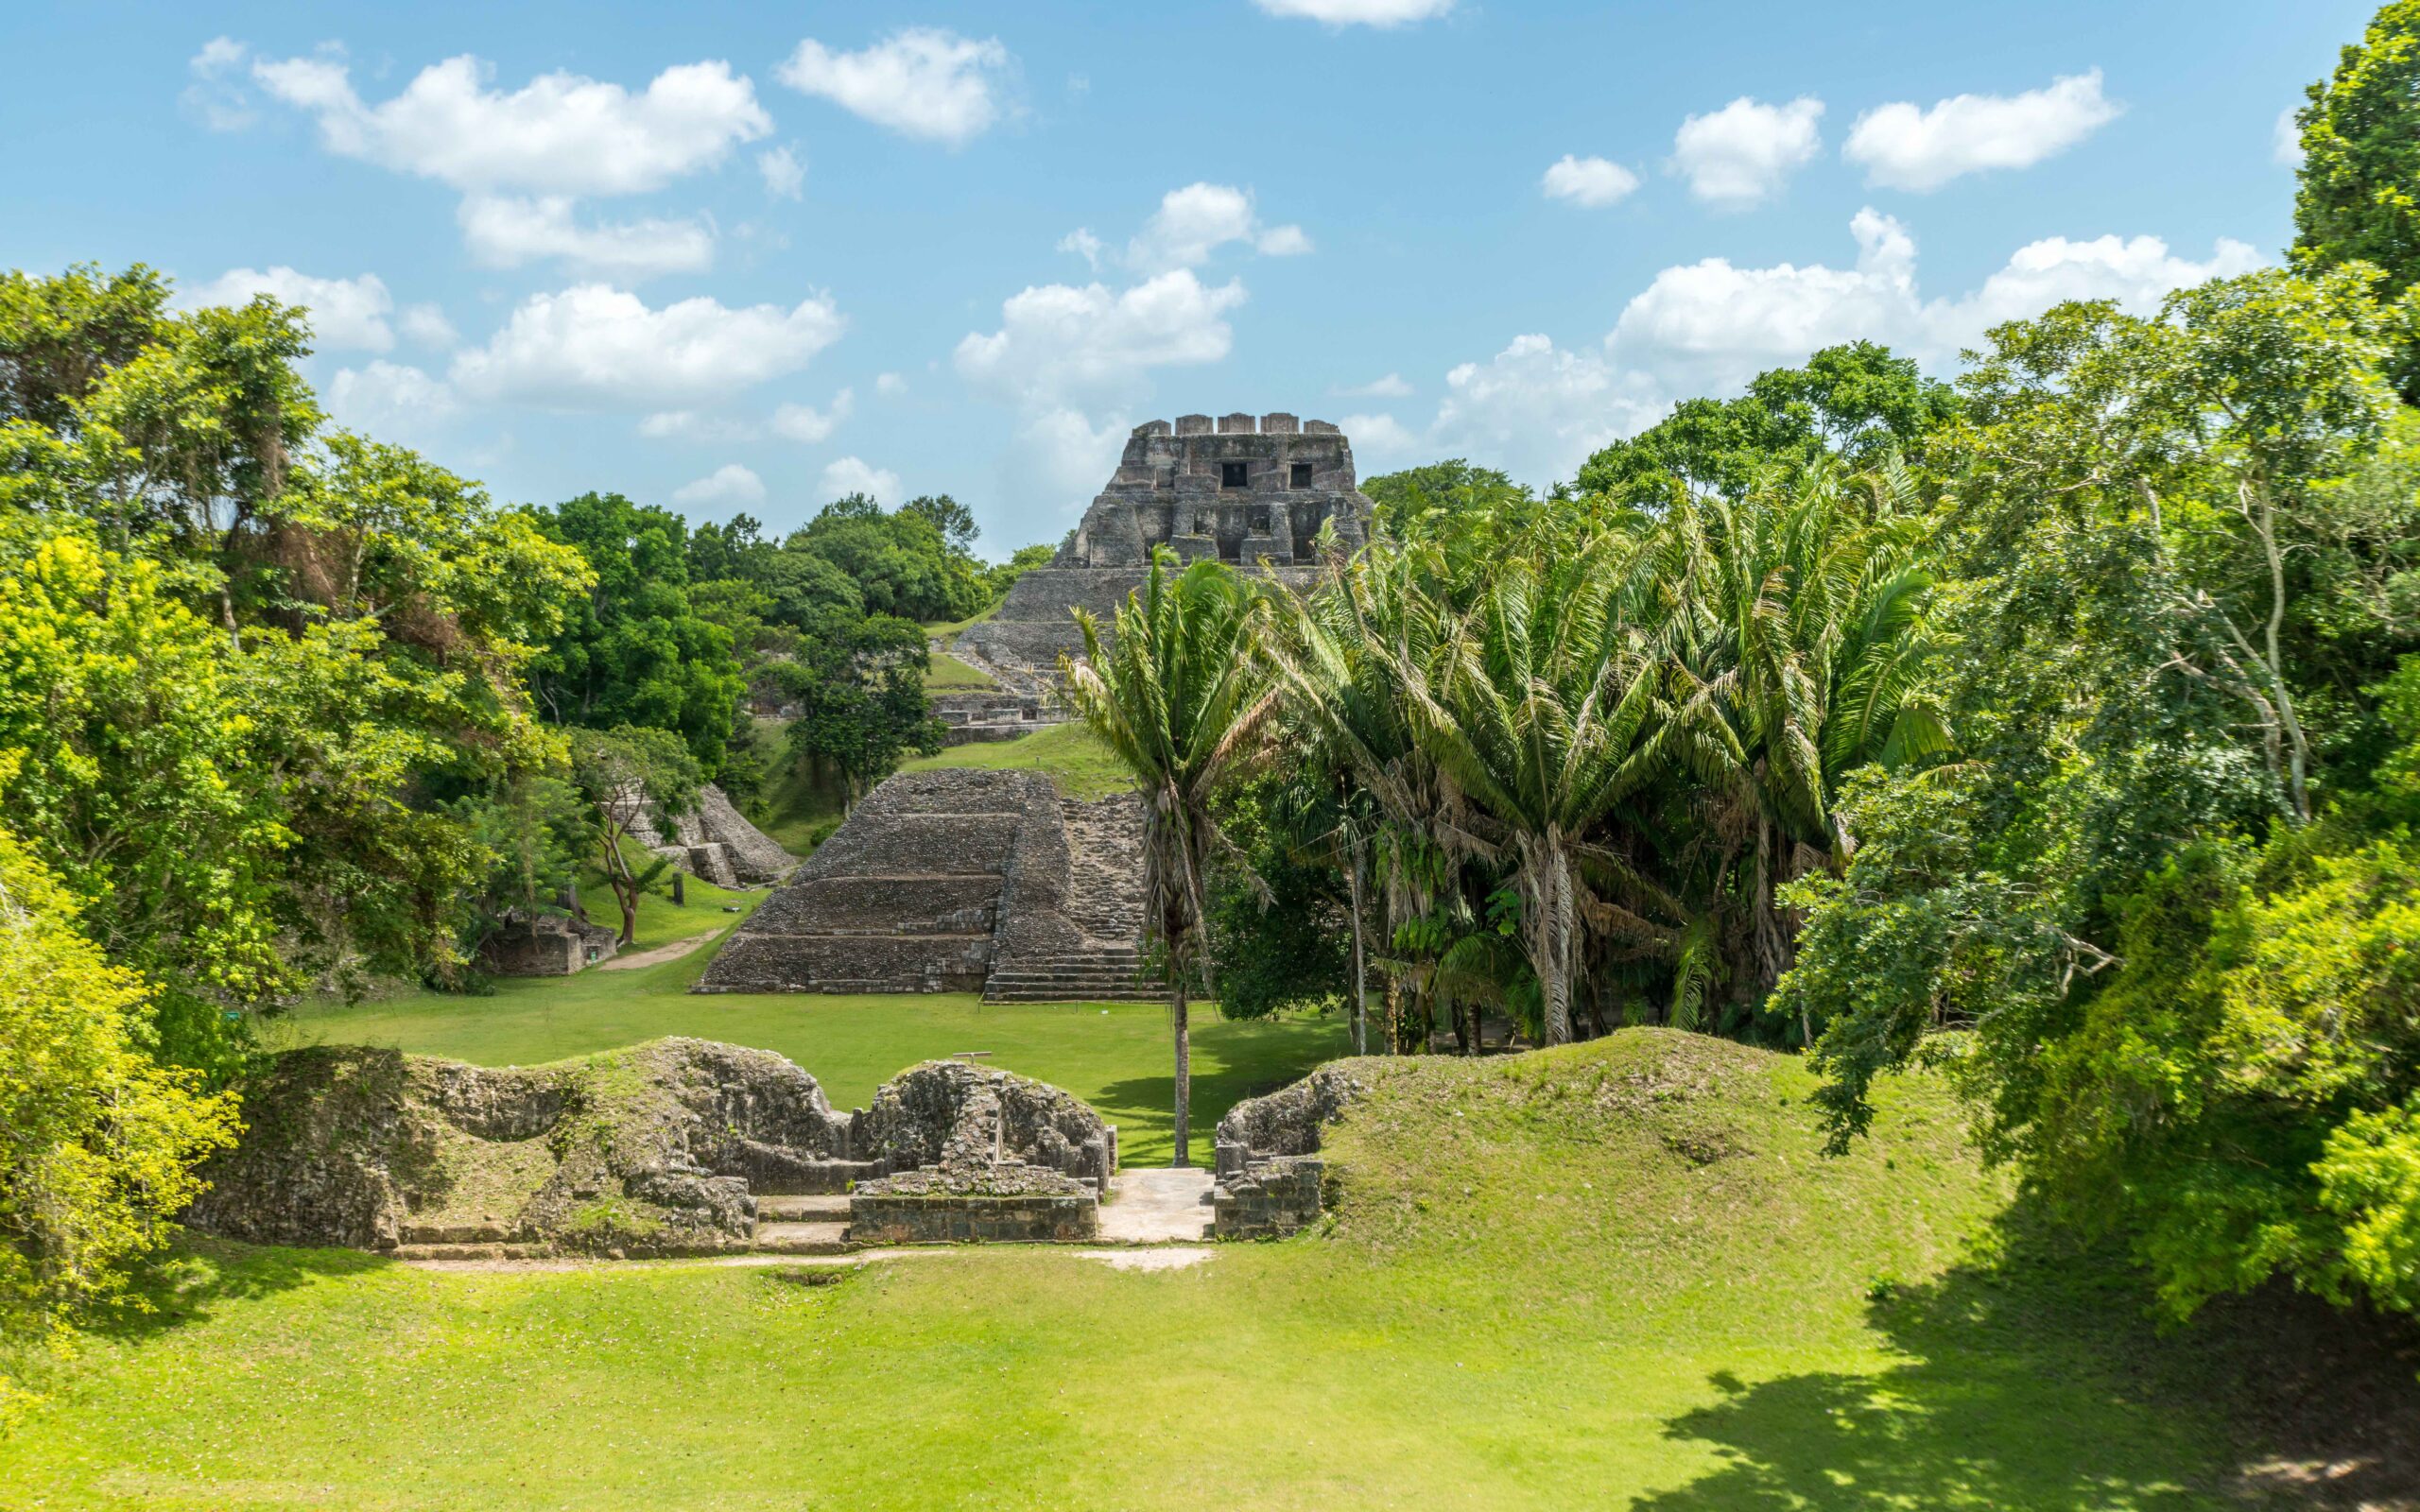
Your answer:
(1063, 552), (1275, 1165)
(1388, 535), (1674, 1044)
(1667, 458), (1947, 1012)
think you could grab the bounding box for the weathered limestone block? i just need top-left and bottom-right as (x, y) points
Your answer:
(1211, 1155), (1325, 1240)
(1210, 1064), (1368, 1239)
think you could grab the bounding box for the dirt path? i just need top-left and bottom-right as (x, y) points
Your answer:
(598, 929), (724, 971)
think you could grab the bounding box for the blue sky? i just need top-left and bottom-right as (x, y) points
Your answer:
(2, 0), (2370, 557)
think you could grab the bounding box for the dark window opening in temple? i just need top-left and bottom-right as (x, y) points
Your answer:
(1290, 462), (1314, 489)
(1250, 507), (1270, 532)
(1220, 461), (1249, 490)
(1218, 527), (1242, 563)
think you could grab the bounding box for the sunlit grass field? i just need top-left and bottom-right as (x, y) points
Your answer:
(0, 1034), (2284, 1511)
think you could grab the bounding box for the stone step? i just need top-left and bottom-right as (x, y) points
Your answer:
(750, 1220), (854, 1255)
(986, 987), (1163, 1004)
(747, 1159), (883, 1197)
(390, 1242), (558, 1262)
(753, 1194), (853, 1221)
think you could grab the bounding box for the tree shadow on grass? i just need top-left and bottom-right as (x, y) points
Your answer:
(83, 1237), (392, 1348)
(1632, 1206), (2420, 1512)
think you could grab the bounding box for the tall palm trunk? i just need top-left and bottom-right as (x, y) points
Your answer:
(1345, 834), (1369, 1057)
(1171, 971), (1192, 1167)
(1520, 833), (1579, 1044)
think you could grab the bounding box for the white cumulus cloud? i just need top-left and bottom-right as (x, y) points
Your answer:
(185, 266), (396, 351)
(819, 455), (901, 505)
(1542, 154), (1640, 208)
(775, 28), (1011, 146)
(251, 53), (769, 196)
(757, 144), (806, 199)
(326, 360), (458, 440)
(1253, 0), (1454, 26)
(672, 463), (766, 508)
(1335, 412), (1423, 472)
(183, 36), (255, 130)
(1405, 210), (2262, 492)
(1431, 335), (1666, 488)
(457, 196), (716, 278)
(399, 303), (458, 348)
(1671, 95), (1824, 208)
(450, 284), (844, 411)
(1337, 373), (1413, 398)
(955, 268), (1245, 408)
(875, 371), (908, 396)
(1127, 183), (1310, 272)
(1844, 70), (2120, 192)
(771, 388), (855, 443)
(2274, 104), (2307, 167)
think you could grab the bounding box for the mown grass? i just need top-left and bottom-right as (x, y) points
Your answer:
(895, 720), (1134, 800)
(921, 650), (998, 689)
(0, 1033), (2291, 1510)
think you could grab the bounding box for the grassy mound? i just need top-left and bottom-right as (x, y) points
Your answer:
(8, 1029), (2400, 1509)
(896, 720), (1134, 799)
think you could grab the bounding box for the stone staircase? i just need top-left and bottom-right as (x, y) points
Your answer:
(984, 795), (1159, 1004)
(984, 945), (1159, 1003)
(749, 1193), (855, 1255)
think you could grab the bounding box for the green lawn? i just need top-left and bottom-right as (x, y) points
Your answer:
(0, 1033), (2298, 1510)
(275, 879), (1335, 1168)
(921, 650), (998, 690)
(895, 719), (1133, 800)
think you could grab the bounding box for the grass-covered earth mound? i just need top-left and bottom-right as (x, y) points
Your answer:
(7, 1029), (2414, 1508)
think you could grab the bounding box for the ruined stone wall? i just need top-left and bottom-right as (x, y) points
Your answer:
(184, 1040), (862, 1256)
(1209, 1064), (1368, 1239)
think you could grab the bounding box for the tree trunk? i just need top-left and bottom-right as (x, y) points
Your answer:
(1529, 842), (1576, 1045)
(1345, 836), (1369, 1057)
(671, 869), (686, 906)
(1170, 976), (1192, 1169)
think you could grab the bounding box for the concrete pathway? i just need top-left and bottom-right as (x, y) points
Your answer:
(1096, 1167), (1214, 1244)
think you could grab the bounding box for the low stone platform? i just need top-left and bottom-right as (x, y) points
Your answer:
(695, 768), (1155, 1001)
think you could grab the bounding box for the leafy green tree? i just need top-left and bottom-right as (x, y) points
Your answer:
(1064, 555), (1276, 1162)
(1575, 342), (1956, 506)
(902, 493), (978, 554)
(0, 531), (289, 1074)
(4, 265), (589, 1019)
(986, 541), (1057, 601)
(787, 493), (989, 623)
(530, 491), (745, 776)
(0, 824), (239, 1337)
(2294, 1), (2420, 300)
(565, 726), (703, 945)
(772, 612), (943, 810)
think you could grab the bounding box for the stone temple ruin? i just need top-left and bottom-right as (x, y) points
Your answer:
(613, 782), (797, 890)
(706, 414), (1374, 1006)
(695, 769), (1153, 1002)
(957, 411), (1375, 681)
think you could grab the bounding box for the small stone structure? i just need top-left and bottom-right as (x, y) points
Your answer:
(693, 768), (1152, 1001)
(610, 781), (797, 889)
(957, 411), (1374, 679)
(476, 909), (620, 976)
(846, 1060), (1115, 1243)
(1211, 1065), (1367, 1239)
(186, 1039), (1117, 1257)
